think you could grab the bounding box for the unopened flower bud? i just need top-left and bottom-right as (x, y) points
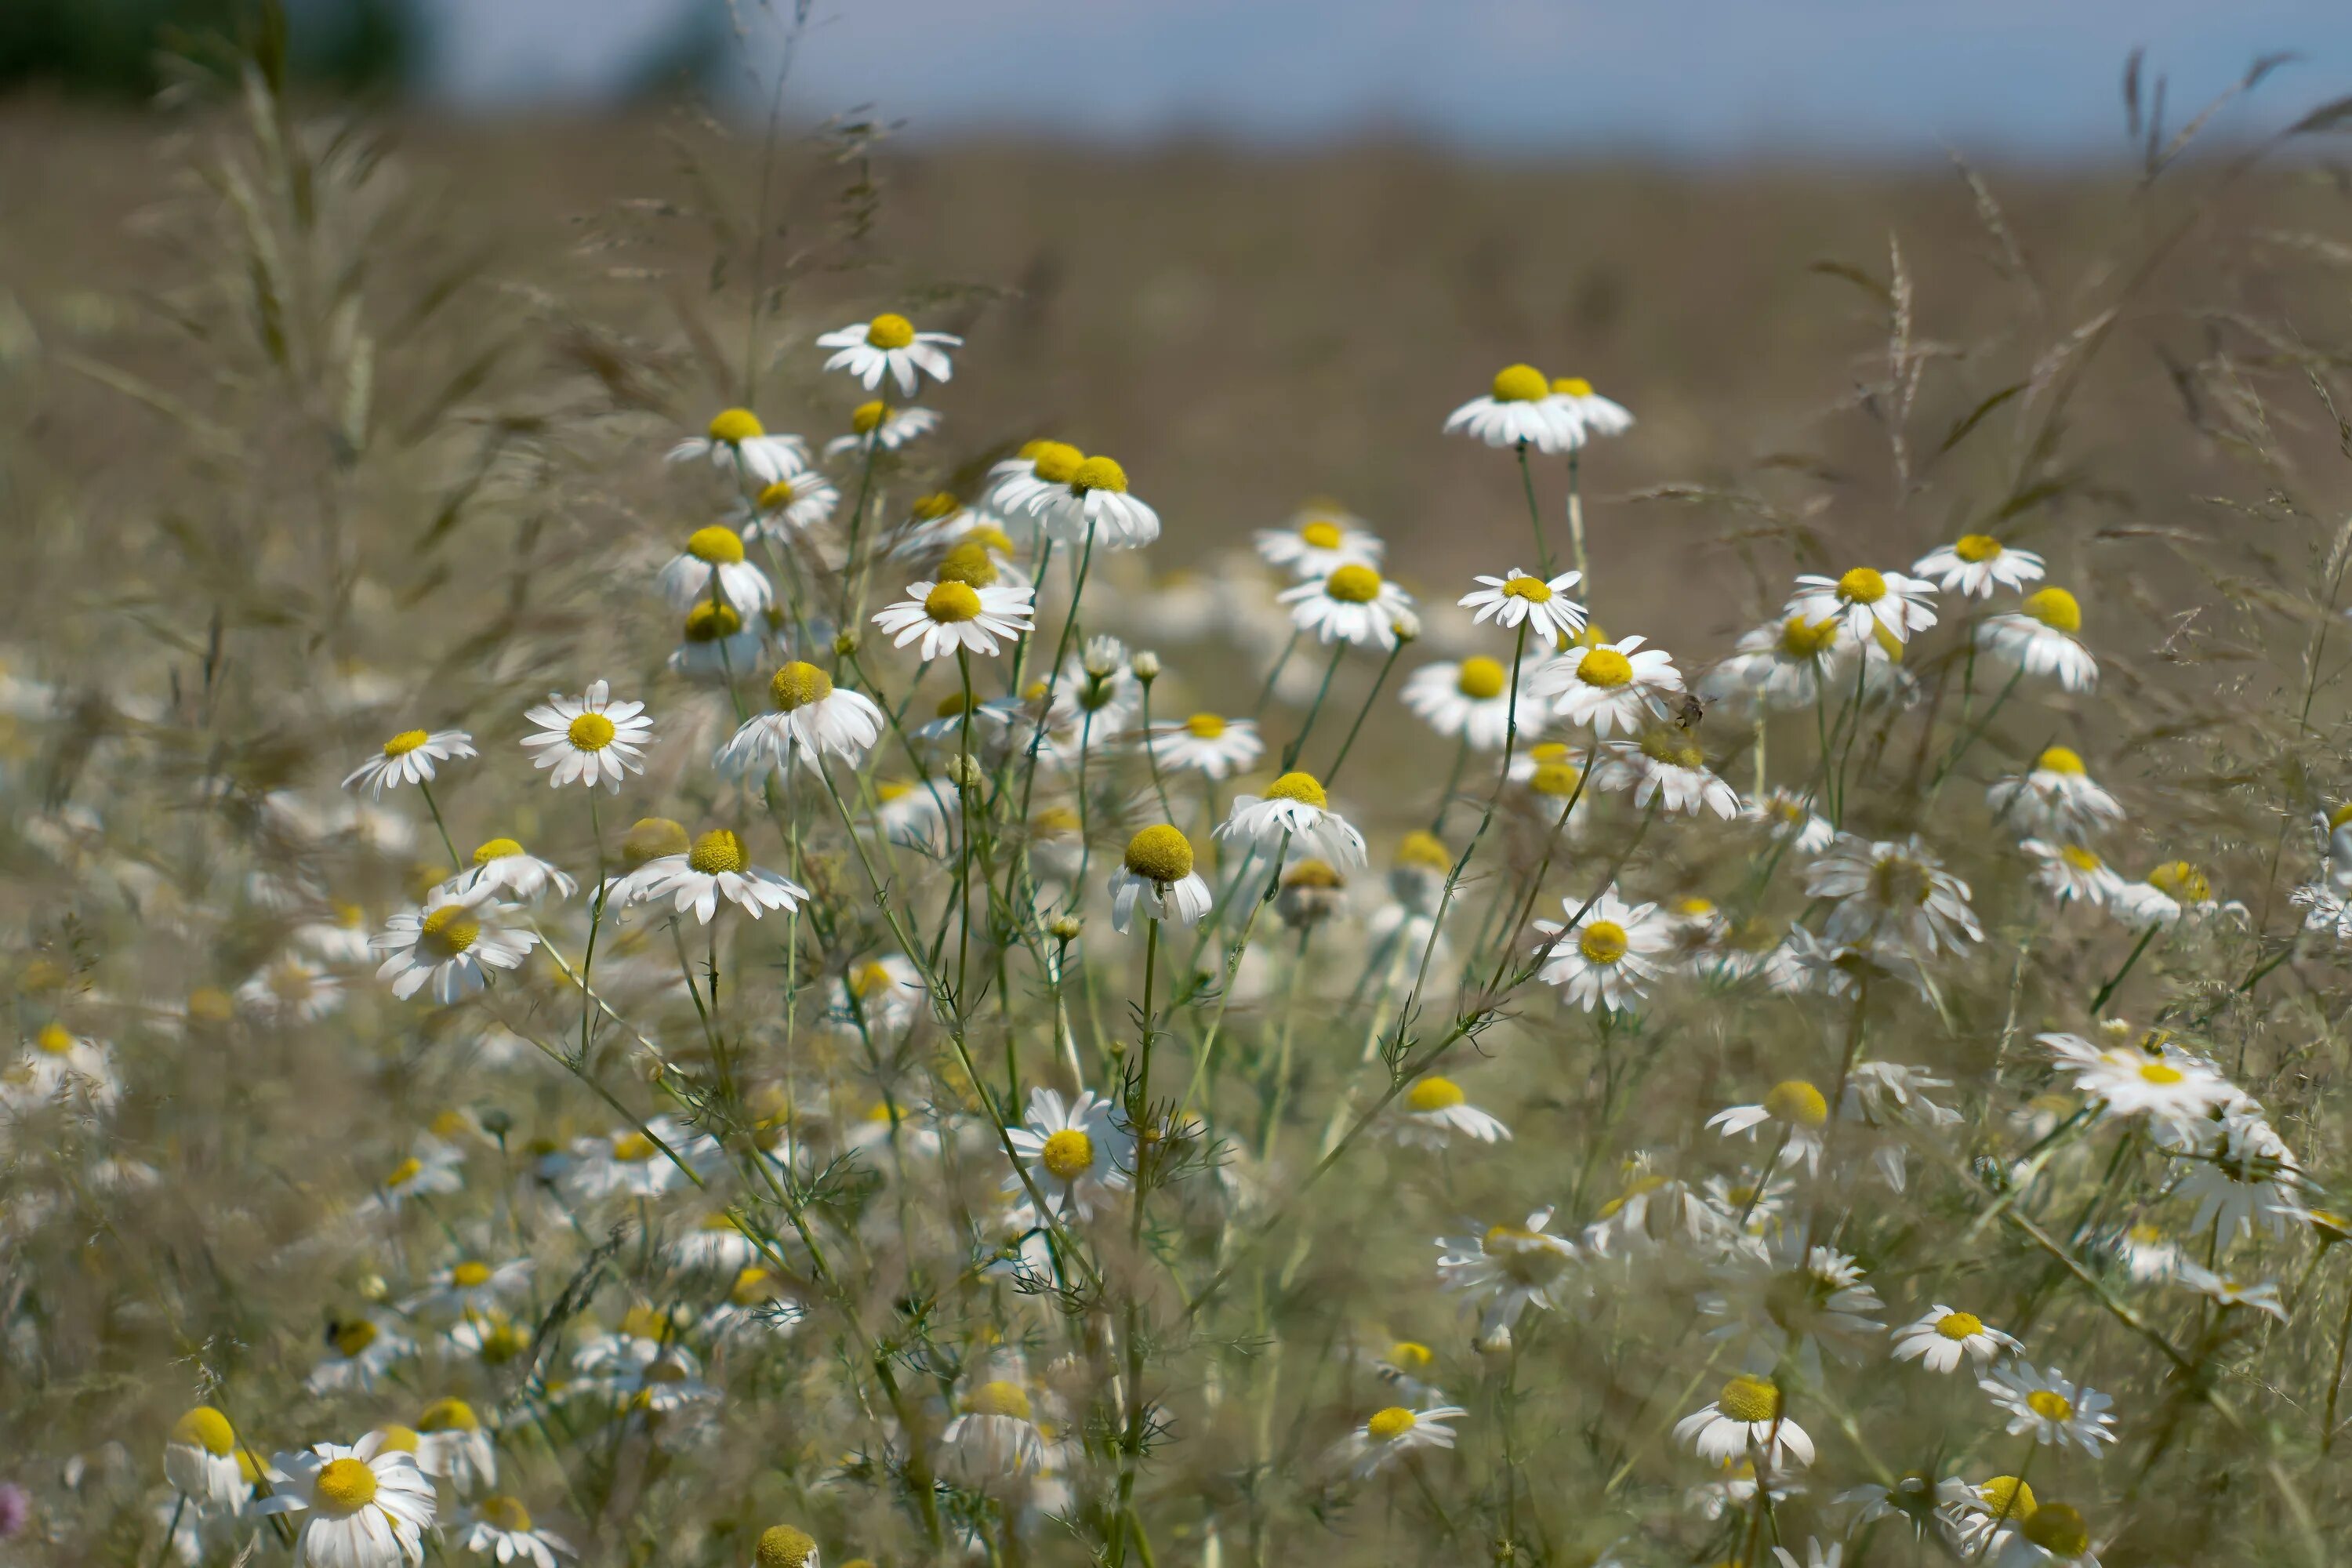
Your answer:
(1048, 915), (1083, 942)
(1390, 609), (1423, 644)
(943, 753), (985, 789)
(1082, 634), (1126, 679)
(833, 631), (860, 659)
(1131, 650), (1162, 681)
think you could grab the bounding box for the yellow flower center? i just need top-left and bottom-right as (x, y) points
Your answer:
(688, 525), (746, 565)
(622, 818), (689, 866)
(756, 480), (798, 510)
(2024, 586), (2082, 633)
(472, 837), (523, 865)
(2137, 1060), (2186, 1085)
(1716, 1375), (1781, 1425)
(1283, 858), (1343, 890)
(2036, 745), (2085, 775)
(770, 662), (834, 712)
(420, 1397), (479, 1432)
(1870, 855), (1934, 907)
(419, 906), (480, 961)
(1639, 728), (1704, 770)
(567, 711), (617, 751)
(1325, 564), (1383, 604)
(612, 1131), (658, 1163)
(1981, 1476), (2037, 1519)
(1388, 1340), (1434, 1369)
(620, 1306), (671, 1341)
(385, 1156), (423, 1189)
(2021, 1503), (2089, 1557)
(373, 1425), (419, 1454)
(1502, 575), (1553, 603)
(2332, 802), (2352, 831)
(683, 601), (742, 641)
(850, 400), (887, 434)
(1777, 615), (1841, 659)
(1366, 1406), (1418, 1441)
(1577, 647), (1633, 688)
(865, 313), (916, 349)
(1530, 761), (1583, 797)
(2026, 1388), (2074, 1421)
(173, 1406), (235, 1456)
(1184, 712), (1227, 739)
(1396, 829), (1450, 870)
(1455, 656), (1508, 700)
(1300, 520), (1343, 549)
(1490, 364), (1549, 402)
(35, 1022), (73, 1055)
(688, 829), (748, 876)
(383, 729), (429, 757)
(2147, 861), (2208, 902)
(1953, 533), (2004, 563)
(477, 1495), (533, 1534)
(1935, 1311), (1984, 1341)
(1836, 566), (1888, 604)
(757, 1526), (818, 1568)
(2060, 844), (2104, 873)
(1026, 441), (1082, 485)
(935, 541), (1000, 587)
(965, 1379), (1034, 1420)
(1123, 824), (1195, 883)
(1265, 771), (1330, 809)
(731, 1267), (776, 1306)
(1578, 920), (1629, 964)
(314, 1457), (378, 1514)
(924, 581), (984, 623)
(707, 408), (764, 443)
(451, 1261), (492, 1289)
(1040, 1128), (1095, 1181)
(332, 1319), (379, 1357)
(1552, 376), (1594, 397)
(848, 960), (897, 1000)
(1406, 1076), (1465, 1112)
(1764, 1080), (1829, 1128)
(1073, 455), (1129, 493)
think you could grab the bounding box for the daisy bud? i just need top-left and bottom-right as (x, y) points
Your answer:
(944, 754), (985, 789)
(833, 631), (860, 659)
(1131, 650), (1161, 681)
(1048, 915), (1083, 942)
(1083, 635), (1126, 679)
(1391, 608), (1423, 644)
(1474, 1323), (1513, 1357)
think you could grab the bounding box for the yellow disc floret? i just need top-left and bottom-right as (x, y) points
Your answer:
(314, 1456), (378, 1513)
(2026, 1388), (2073, 1421)
(924, 582), (983, 623)
(1396, 829), (1450, 870)
(935, 541), (1000, 587)
(173, 1406), (236, 1456)
(1264, 771), (1330, 809)
(1366, 1406), (1418, 1441)
(770, 662), (834, 712)
(1715, 1374), (1781, 1425)
(756, 1525), (819, 1568)
(1502, 575), (1553, 603)
(383, 729), (429, 757)
(2036, 745), (2085, 775)
(865, 313), (915, 349)
(1552, 376), (1593, 397)
(1935, 1311), (1984, 1341)
(1778, 616), (1840, 659)
(2020, 1503), (2089, 1557)
(1184, 712), (1227, 739)
(964, 1379), (1034, 1420)
(1456, 656), (1508, 700)
(708, 408), (764, 443)
(1039, 1128), (1095, 1181)
(688, 525), (746, 564)
(1300, 519), (1343, 549)
(1325, 564), (1383, 604)
(622, 818), (689, 866)
(1836, 567), (1887, 604)
(1407, 1076), (1466, 1112)
(1764, 1080), (1830, 1128)
(683, 601), (742, 641)
(1029, 441), (1083, 485)
(1953, 533), (2004, 563)
(1491, 364), (1549, 402)
(1072, 456), (1128, 493)
(475, 1495), (533, 1534)
(472, 838), (522, 865)
(2024, 586), (2082, 633)
(568, 711), (616, 750)
(2147, 861), (2208, 902)
(451, 1261), (492, 1289)
(419, 1396), (479, 1432)
(1123, 825), (1195, 883)
(418, 905), (480, 961)
(1578, 920), (1628, 964)
(688, 829), (748, 876)
(1577, 647), (1633, 688)
(1980, 1475), (2038, 1519)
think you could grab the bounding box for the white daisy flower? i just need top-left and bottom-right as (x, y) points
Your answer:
(1109, 825), (1213, 932)
(941, 1380), (1047, 1480)
(824, 400), (942, 460)
(1698, 614), (1846, 713)
(1277, 563), (1417, 649)
(458, 1496), (572, 1568)
(416, 1399), (498, 1495)
(1532, 889), (1668, 1012)
(372, 894), (538, 1004)
(1402, 655), (1543, 750)
(1527, 635), (1682, 736)
(1459, 567), (1588, 644)
(1743, 789), (1835, 853)
(1254, 501), (1383, 579)
(165, 1407), (249, 1511)
(1147, 712), (1264, 779)
(1944, 1475), (2046, 1555)
(1674, 1375), (1814, 1468)
(2111, 1221), (2182, 1281)
(632, 829), (808, 924)
(2021, 837), (2126, 909)
(373, 1141), (465, 1210)
(700, 1266), (808, 1343)
(1786, 567), (1938, 648)
(672, 1211), (760, 1274)
(1987, 1502), (2103, 1567)
(984, 440), (1084, 519)
(1980, 586), (2096, 691)
(1388, 1075), (1510, 1149)
(343, 728), (476, 799)
(871, 579), (1036, 660)
(568, 1118), (715, 1202)
(5, 1022), (120, 1111)
(714, 662), (886, 779)
(826, 953), (928, 1036)
(1004, 1086), (1133, 1221)
(1436, 1208), (1578, 1330)
(666, 601), (766, 681)
(659, 525), (772, 613)
(667, 408), (808, 486)
(2174, 1106), (2306, 1240)
(1444, 363), (1577, 452)
(521, 680), (653, 790)
(1891, 1305), (2020, 1372)
(2174, 1263), (2288, 1322)
(451, 839), (576, 903)
(1986, 746), (2122, 840)
(1704, 1079), (1832, 1174)
(2038, 1032), (2234, 1127)
(1769, 1540), (1841, 1568)
(1592, 728), (1740, 818)
(257, 1436), (436, 1568)
(2117, 860), (2229, 931)
(305, 1316), (414, 1394)
(1806, 833), (1982, 955)
(1216, 771), (1367, 866)
(1022, 452), (1161, 550)
(815, 312), (960, 395)
(1338, 1405), (1467, 1478)
(739, 472), (840, 543)
(409, 1258), (532, 1321)
(1981, 1364), (2117, 1452)
(1912, 533), (2045, 597)
(1548, 375), (1634, 441)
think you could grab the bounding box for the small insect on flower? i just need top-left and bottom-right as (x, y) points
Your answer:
(1980, 586), (2096, 691)
(941, 1378), (1048, 1479)
(1004, 1085), (1133, 1220)
(632, 829), (808, 924)
(372, 894), (538, 1004)
(659, 525), (773, 614)
(165, 1406), (249, 1511)
(1217, 771), (1367, 866)
(343, 728), (476, 799)
(668, 407), (808, 485)
(1980, 1363), (2118, 1453)
(458, 1495), (572, 1568)
(452, 839), (577, 904)
(1912, 533), (2045, 597)
(417, 1397), (498, 1494)
(1891, 1305), (2021, 1373)
(715, 662), (887, 779)
(816, 312), (961, 395)
(1787, 565), (1938, 648)
(1109, 824), (1213, 931)
(521, 680), (653, 791)
(1532, 889), (1668, 1012)
(1402, 655), (1543, 750)
(1388, 1074), (1511, 1149)
(1254, 499), (1384, 579)
(258, 1435), (437, 1568)
(1148, 711), (1265, 779)
(872, 579), (1037, 661)
(1675, 1374), (1815, 1468)
(825, 400), (942, 459)
(1339, 1405), (1468, 1478)
(1445, 363), (1577, 452)
(1548, 376), (1634, 442)
(1460, 567), (1588, 645)
(1986, 746), (2122, 840)
(1278, 563), (1417, 649)
(1022, 452), (1161, 550)
(1527, 634), (1684, 737)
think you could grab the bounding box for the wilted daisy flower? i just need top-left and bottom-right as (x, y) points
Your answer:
(457, 1496), (571, 1567)
(520, 680), (652, 791)
(1528, 634), (1682, 736)
(1548, 376), (1633, 441)
(343, 728), (476, 799)
(1892, 1305), (2020, 1372)
(667, 601), (764, 681)
(1699, 614), (1845, 712)
(1532, 890), (1667, 1011)
(633, 829), (808, 924)
(1594, 728), (1739, 817)
(416, 1398), (497, 1494)
(568, 1118), (715, 1201)
(165, 1406), (248, 1511)
(1987, 746), (2122, 840)
(714, 663), (886, 779)
(1024, 453), (1161, 549)
(668, 408), (807, 485)
(1675, 1375), (1814, 1468)
(739, 472), (840, 543)
(1787, 566), (1937, 648)
(1912, 533), (2045, 597)
(1460, 567), (1587, 644)
(307, 1316), (413, 1393)
(659, 525), (772, 613)
(1388, 1075), (1510, 1149)
(452, 839), (576, 903)
(823, 400), (942, 460)
(1254, 500), (1383, 579)
(941, 1378), (1047, 1480)
(2021, 838), (2126, 909)
(1980, 586), (2095, 691)
(1147, 712), (1264, 778)
(1278, 563), (1416, 649)
(1402, 655), (1541, 750)
(1339, 1405), (1466, 1478)
(2039, 1032), (2234, 1127)
(872, 579), (1036, 660)
(816, 312), (960, 394)
(1109, 824), (1212, 931)
(372, 893), (538, 1003)
(1217, 771), (1367, 866)
(259, 1436), (436, 1568)
(1445, 364), (1575, 452)
(1706, 1080), (1831, 1173)
(1982, 1364), (2117, 1452)
(1808, 833), (1981, 955)
(1436, 1209), (1578, 1330)
(1004, 1086), (1132, 1220)
(1744, 789), (1835, 853)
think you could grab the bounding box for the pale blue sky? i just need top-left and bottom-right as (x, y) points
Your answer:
(415, 0), (2352, 159)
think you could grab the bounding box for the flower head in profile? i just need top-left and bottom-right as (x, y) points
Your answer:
(2021, 838), (2126, 909)
(1020, 452), (1161, 550)
(659, 525), (773, 613)
(1279, 563), (1416, 649)
(165, 1406), (249, 1511)
(343, 728), (476, 799)
(1532, 889), (1667, 1012)
(1460, 567), (1587, 644)
(1217, 771), (1367, 866)
(815, 312), (961, 395)
(372, 893), (538, 1004)
(1674, 1374), (1814, 1469)
(1912, 533), (2045, 597)
(1548, 376), (1634, 442)
(451, 838), (575, 903)
(825, 400), (942, 459)
(1255, 500), (1383, 579)
(1786, 566), (1937, 647)
(941, 1377), (1047, 1481)
(1004, 1086), (1133, 1220)
(1987, 746), (2122, 840)
(872, 579), (1036, 661)
(458, 1495), (573, 1568)
(1593, 727), (1740, 818)
(521, 681), (652, 792)
(631, 829), (808, 924)
(1403, 655), (1543, 750)
(667, 407), (808, 485)
(750, 1524), (821, 1568)
(1699, 614), (1845, 713)
(1148, 712), (1264, 779)
(1528, 634), (1683, 736)
(257, 1434), (437, 1568)
(667, 600), (764, 681)
(714, 662), (886, 779)
(1388, 1075), (1511, 1149)
(1892, 1305), (2020, 1373)
(1338, 1405), (1468, 1478)
(1445, 363), (1577, 452)
(1706, 1079), (1833, 1174)
(1980, 586), (2096, 691)
(1109, 825), (1213, 931)
(1743, 789), (1835, 853)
